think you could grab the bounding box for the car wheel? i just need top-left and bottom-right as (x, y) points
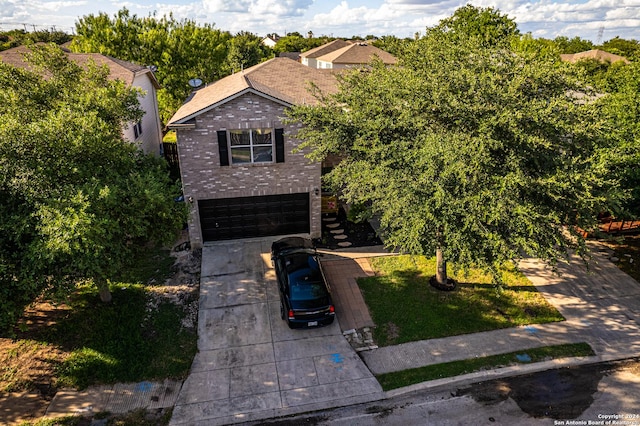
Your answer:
(280, 302), (285, 320)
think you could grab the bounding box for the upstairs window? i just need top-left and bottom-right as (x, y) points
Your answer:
(229, 128), (273, 164)
(217, 128), (284, 166)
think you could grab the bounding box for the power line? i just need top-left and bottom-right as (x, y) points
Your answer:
(0, 22), (75, 34)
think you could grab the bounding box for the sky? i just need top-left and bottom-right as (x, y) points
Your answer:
(1, 0), (639, 43)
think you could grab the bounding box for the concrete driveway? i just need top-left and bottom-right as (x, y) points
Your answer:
(170, 238), (383, 426)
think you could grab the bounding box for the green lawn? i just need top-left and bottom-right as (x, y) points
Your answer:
(8, 245), (198, 391)
(377, 342), (595, 391)
(359, 255), (564, 347)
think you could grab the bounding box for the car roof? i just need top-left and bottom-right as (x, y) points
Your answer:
(272, 237), (315, 255)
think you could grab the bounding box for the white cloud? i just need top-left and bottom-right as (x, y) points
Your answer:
(305, 1), (411, 36)
(201, 0), (312, 16)
(249, 0), (313, 16)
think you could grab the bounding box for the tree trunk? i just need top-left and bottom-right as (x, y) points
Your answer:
(97, 279), (112, 303)
(436, 247), (448, 286)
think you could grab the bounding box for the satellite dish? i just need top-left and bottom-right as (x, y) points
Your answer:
(188, 78), (203, 88)
(148, 65), (158, 72)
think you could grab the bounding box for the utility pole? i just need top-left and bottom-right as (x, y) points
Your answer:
(596, 26), (604, 45)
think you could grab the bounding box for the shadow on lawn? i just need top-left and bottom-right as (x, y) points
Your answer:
(15, 284), (197, 389)
(358, 263), (564, 347)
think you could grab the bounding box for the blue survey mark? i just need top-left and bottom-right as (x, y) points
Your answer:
(330, 353), (344, 364)
(524, 326), (539, 335)
(135, 381), (153, 392)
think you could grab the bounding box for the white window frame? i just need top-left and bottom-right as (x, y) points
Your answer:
(228, 128), (274, 164)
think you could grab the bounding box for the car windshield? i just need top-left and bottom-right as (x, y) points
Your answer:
(289, 282), (328, 302)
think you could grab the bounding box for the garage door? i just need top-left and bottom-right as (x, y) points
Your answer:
(199, 193), (310, 241)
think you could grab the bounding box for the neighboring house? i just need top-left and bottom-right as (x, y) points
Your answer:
(314, 42), (398, 70)
(0, 45), (163, 156)
(300, 39), (351, 68)
(167, 58), (337, 247)
(560, 49), (630, 64)
(261, 34), (280, 48)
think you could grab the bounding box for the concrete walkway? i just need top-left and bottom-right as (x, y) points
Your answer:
(27, 241), (640, 424)
(169, 239), (384, 426)
(361, 245), (640, 374)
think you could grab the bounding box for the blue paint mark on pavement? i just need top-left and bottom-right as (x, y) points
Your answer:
(135, 381), (153, 393)
(516, 353), (532, 362)
(524, 326), (539, 335)
(330, 353), (344, 364)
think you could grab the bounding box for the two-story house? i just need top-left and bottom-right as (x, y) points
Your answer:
(168, 40), (399, 247)
(300, 40), (397, 70)
(167, 57), (338, 247)
(0, 45), (164, 156)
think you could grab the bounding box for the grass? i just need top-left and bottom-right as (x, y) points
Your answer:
(376, 342), (595, 391)
(162, 130), (177, 143)
(53, 283), (196, 389)
(5, 244), (197, 391)
(359, 255), (565, 347)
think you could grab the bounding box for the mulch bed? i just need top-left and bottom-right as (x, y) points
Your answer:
(316, 207), (383, 249)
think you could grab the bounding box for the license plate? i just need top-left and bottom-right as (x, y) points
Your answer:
(308, 321), (318, 327)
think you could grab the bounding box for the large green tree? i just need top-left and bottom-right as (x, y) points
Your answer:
(224, 31), (273, 74)
(600, 37), (640, 61)
(596, 61), (640, 218)
(429, 4), (520, 48)
(0, 44), (184, 330)
(554, 36), (594, 54)
(0, 29), (73, 51)
(71, 8), (231, 124)
(288, 28), (615, 287)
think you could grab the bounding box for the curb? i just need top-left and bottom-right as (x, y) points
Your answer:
(385, 353), (640, 399)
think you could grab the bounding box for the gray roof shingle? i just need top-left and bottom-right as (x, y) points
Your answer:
(168, 57), (338, 126)
(0, 44), (160, 89)
(316, 42), (397, 65)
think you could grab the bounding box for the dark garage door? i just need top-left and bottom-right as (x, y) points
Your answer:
(199, 193), (310, 241)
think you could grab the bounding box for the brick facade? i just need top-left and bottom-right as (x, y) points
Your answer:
(176, 92), (321, 248)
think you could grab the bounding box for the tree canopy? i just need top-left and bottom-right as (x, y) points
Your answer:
(595, 61), (640, 218)
(0, 44), (184, 330)
(429, 4), (520, 48)
(288, 28), (616, 284)
(0, 29), (73, 51)
(71, 8), (234, 124)
(224, 31), (272, 74)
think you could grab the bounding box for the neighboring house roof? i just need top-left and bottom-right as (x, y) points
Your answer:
(0, 44), (160, 89)
(316, 42), (397, 65)
(279, 52), (301, 61)
(560, 49), (630, 64)
(300, 39), (351, 59)
(168, 57), (338, 126)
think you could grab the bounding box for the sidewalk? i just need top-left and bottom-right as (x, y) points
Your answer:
(360, 245), (640, 376)
(15, 242), (640, 424)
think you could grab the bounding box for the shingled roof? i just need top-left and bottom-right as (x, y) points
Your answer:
(316, 42), (397, 65)
(0, 45), (160, 88)
(299, 39), (351, 59)
(167, 57), (338, 126)
(560, 49), (630, 65)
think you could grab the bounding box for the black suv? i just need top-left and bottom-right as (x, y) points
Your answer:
(271, 237), (335, 328)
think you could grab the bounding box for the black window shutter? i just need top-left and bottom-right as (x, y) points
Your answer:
(275, 128), (285, 163)
(217, 130), (229, 166)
